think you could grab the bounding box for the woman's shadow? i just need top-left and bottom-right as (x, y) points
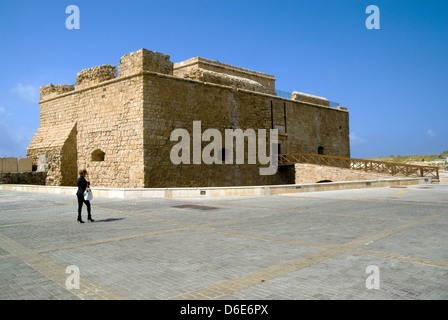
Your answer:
(95, 218), (125, 223)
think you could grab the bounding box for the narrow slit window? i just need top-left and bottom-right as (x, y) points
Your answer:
(318, 146), (324, 155)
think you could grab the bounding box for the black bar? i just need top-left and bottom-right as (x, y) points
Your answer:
(283, 102), (287, 133)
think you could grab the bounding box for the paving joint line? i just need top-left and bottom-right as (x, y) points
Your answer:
(172, 210), (447, 300)
(282, 193), (448, 206)
(197, 226), (331, 250)
(0, 231), (127, 300)
(35, 205), (334, 255)
(37, 226), (192, 254)
(350, 248), (448, 269)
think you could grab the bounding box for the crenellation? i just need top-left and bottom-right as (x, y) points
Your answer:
(40, 84), (75, 100)
(75, 64), (117, 90)
(118, 48), (173, 77)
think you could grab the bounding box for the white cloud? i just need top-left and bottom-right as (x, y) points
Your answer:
(349, 132), (367, 146)
(10, 83), (39, 104)
(426, 129), (436, 139)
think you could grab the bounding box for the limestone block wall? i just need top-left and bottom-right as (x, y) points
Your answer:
(27, 147), (62, 185)
(119, 48), (173, 77)
(294, 163), (393, 184)
(284, 100), (349, 157)
(0, 157), (32, 173)
(315, 107), (350, 157)
(40, 84), (75, 100)
(143, 73), (278, 187)
(27, 124), (77, 186)
(0, 172), (46, 185)
(28, 70), (146, 187)
(291, 91), (329, 107)
(142, 71), (350, 187)
(75, 65), (117, 90)
(73, 77), (145, 187)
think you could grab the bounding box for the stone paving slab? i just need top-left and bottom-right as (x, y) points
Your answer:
(42, 229), (319, 300)
(218, 253), (448, 300)
(0, 257), (78, 300)
(0, 183), (447, 301)
(363, 222), (448, 261)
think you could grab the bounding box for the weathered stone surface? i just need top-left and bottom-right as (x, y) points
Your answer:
(40, 84), (75, 100)
(75, 65), (117, 89)
(119, 48), (173, 77)
(291, 91), (330, 107)
(173, 57), (276, 94)
(0, 157), (31, 173)
(182, 68), (271, 94)
(37, 154), (48, 172)
(0, 172), (46, 185)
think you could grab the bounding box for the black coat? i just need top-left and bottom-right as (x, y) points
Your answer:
(76, 176), (90, 196)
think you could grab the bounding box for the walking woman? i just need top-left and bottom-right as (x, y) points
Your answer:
(76, 169), (94, 223)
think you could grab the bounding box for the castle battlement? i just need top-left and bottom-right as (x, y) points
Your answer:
(40, 49), (280, 100)
(40, 84), (75, 100)
(118, 48), (173, 77)
(75, 64), (117, 89)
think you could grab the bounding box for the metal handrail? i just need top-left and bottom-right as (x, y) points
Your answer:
(278, 153), (439, 180)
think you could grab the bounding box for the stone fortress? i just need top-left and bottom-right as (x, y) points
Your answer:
(26, 48), (350, 188)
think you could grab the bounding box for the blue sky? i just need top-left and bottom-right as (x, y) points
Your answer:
(0, 0), (447, 158)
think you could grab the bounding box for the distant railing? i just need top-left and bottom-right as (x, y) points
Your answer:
(278, 153), (440, 180)
(329, 101), (340, 108)
(275, 89), (292, 99)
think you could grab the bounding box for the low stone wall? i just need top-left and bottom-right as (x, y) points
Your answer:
(0, 177), (431, 199)
(294, 163), (393, 184)
(0, 172), (47, 185)
(0, 157), (32, 173)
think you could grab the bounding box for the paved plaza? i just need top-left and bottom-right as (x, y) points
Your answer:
(0, 182), (447, 300)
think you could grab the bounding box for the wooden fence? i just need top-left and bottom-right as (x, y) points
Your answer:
(278, 153), (439, 180)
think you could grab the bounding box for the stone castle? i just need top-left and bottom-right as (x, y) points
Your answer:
(27, 48), (350, 188)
